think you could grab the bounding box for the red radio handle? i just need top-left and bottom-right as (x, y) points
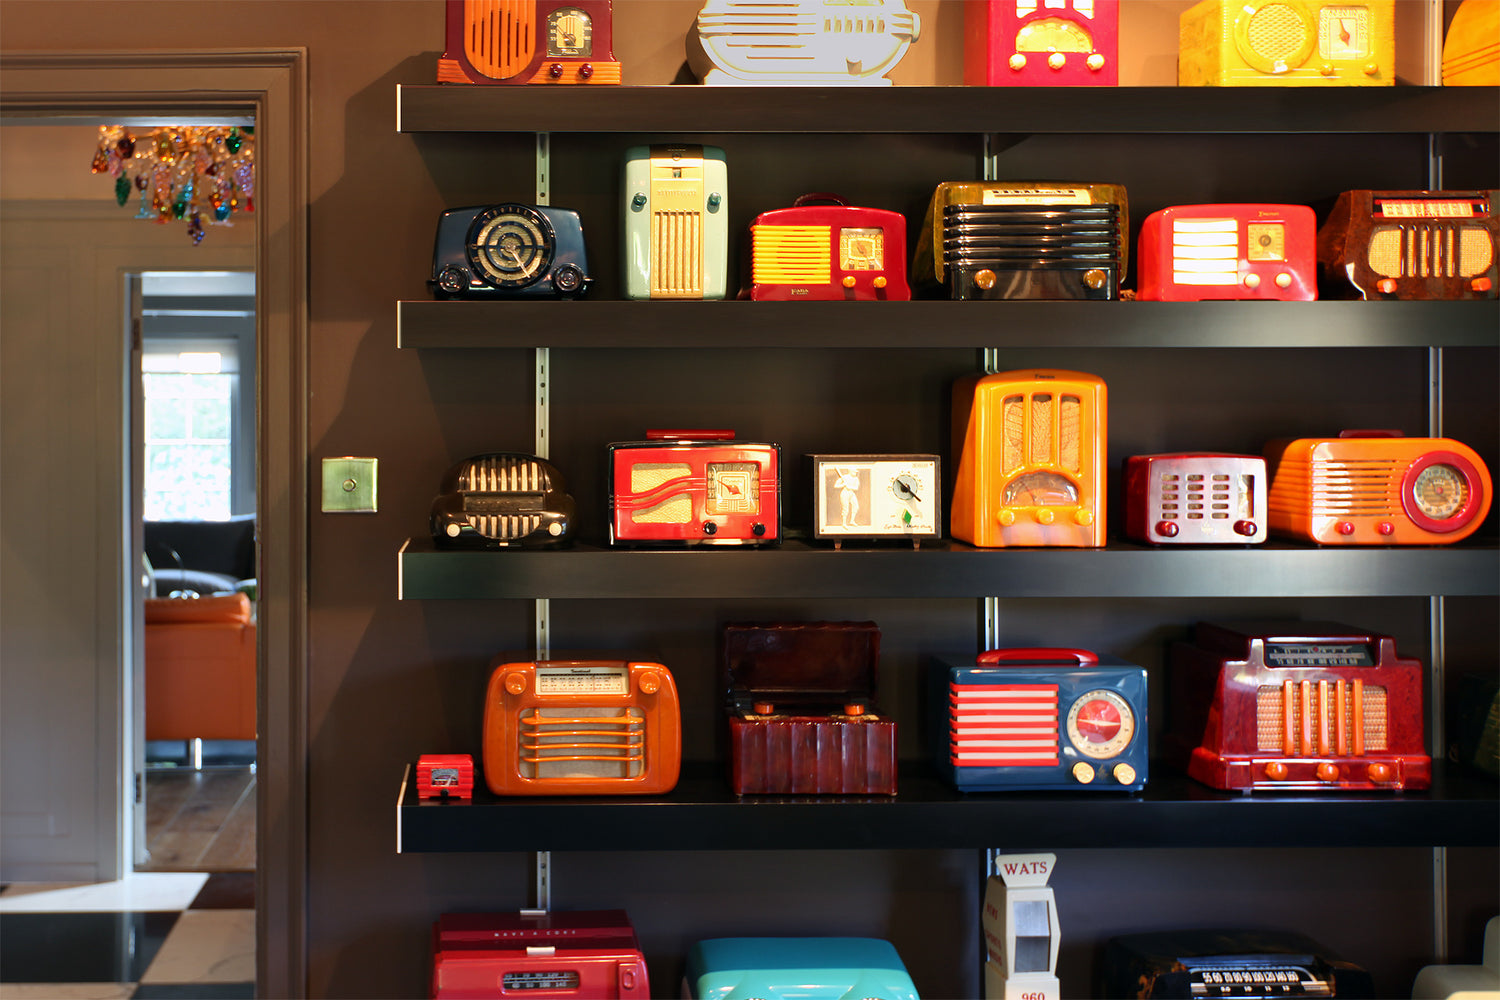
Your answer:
(792, 192), (850, 207)
(977, 647), (1099, 666)
(1338, 429), (1404, 438)
(644, 429), (735, 440)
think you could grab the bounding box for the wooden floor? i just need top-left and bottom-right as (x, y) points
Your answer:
(141, 766), (256, 872)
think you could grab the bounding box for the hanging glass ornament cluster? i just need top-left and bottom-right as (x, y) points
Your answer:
(90, 125), (255, 244)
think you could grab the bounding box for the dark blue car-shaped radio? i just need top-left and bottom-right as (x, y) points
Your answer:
(429, 203), (592, 299)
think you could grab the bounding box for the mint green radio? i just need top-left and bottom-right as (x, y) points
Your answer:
(623, 144), (729, 300)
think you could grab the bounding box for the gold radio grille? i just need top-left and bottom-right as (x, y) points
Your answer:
(651, 210), (704, 298)
(463, 0), (537, 80)
(1256, 681), (1388, 755)
(1368, 225), (1493, 278)
(1247, 3), (1308, 60)
(630, 462), (692, 524)
(753, 225), (831, 285)
(1309, 459), (1399, 514)
(999, 393), (1083, 473)
(518, 706), (645, 779)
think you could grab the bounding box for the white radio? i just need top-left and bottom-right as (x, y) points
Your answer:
(687, 0), (921, 86)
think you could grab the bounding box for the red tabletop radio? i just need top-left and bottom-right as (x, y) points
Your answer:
(431, 910), (648, 999)
(608, 430), (780, 546)
(965, 0), (1119, 86)
(437, 0), (621, 85)
(748, 195), (909, 301)
(1137, 204), (1316, 301)
(1124, 453), (1267, 545)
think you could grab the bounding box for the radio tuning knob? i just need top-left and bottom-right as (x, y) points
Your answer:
(1243, 273), (1262, 289)
(1316, 762), (1341, 782)
(1275, 272), (1293, 289)
(638, 671), (660, 695)
(1008, 54), (1027, 71)
(1377, 278), (1398, 294)
(1264, 761), (1289, 781)
(548, 63), (564, 79)
(1155, 520), (1179, 538)
(1073, 510), (1093, 526)
(1082, 268), (1107, 290)
(702, 521), (718, 535)
(1112, 762), (1137, 785)
(1336, 521), (1356, 536)
(873, 276), (887, 289)
(843, 703), (866, 717)
(446, 523), (462, 538)
(707, 193), (722, 210)
(1233, 519), (1257, 537)
(753, 701), (775, 715)
(1473, 277), (1493, 292)
(1087, 54), (1105, 71)
(975, 269), (997, 291)
(505, 672), (527, 695)
(1048, 52), (1066, 70)
(842, 275), (857, 288)
(1071, 762), (1095, 784)
(631, 193), (647, 211)
(1376, 522), (1395, 536)
(579, 63), (594, 79)
(1320, 63), (1336, 76)
(1367, 762), (1392, 783)
(751, 523), (766, 536)
(1035, 509), (1055, 525)
(997, 510), (1016, 527)
(1362, 62), (1379, 76)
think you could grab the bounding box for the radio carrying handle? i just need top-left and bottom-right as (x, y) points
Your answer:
(792, 193), (850, 207)
(1338, 429), (1404, 438)
(645, 429), (735, 440)
(977, 647), (1099, 666)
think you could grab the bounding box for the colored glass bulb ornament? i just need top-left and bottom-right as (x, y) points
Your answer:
(115, 175), (130, 206)
(225, 128), (242, 154)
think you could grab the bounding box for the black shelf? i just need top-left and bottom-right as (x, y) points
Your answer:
(396, 84), (1500, 135)
(397, 299), (1500, 350)
(398, 763), (1500, 852)
(397, 537), (1500, 600)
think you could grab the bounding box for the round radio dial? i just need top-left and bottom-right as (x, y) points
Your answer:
(1066, 690), (1135, 759)
(467, 204), (555, 290)
(1411, 463), (1467, 521)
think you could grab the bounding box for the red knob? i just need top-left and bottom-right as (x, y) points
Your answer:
(1377, 522), (1395, 536)
(1233, 519), (1257, 536)
(1367, 762), (1392, 782)
(1336, 521), (1356, 536)
(1377, 278), (1398, 295)
(1316, 762), (1341, 782)
(1155, 520), (1179, 538)
(579, 63), (594, 79)
(548, 63), (564, 79)
(1264, 761), (1289, 781)
(1473, 276), (1492, 292)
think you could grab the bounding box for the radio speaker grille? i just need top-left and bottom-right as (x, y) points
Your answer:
(519, 706), (645, 779)
(753, 225), (832, 284)
(629, 462), (692, 523)
(651, 210), (704, 297)
(457, 454), (546, 493)
(1247, 3), (1307, 60)
(1308, 459), (1400, 514)
(1368, 225), (1493, 278)
(463, 0), (537, 80)
(1256, 682), (1388, 754)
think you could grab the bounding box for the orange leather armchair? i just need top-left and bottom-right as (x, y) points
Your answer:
(144, 593), (256, 743)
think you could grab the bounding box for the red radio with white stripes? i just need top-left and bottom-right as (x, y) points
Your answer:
(1137, 204), (1317, 301)
(931, 647), (1147, 792)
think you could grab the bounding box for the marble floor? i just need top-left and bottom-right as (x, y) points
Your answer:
(0, 871), (254, 998)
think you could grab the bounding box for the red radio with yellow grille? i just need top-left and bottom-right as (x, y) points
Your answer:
(437, 0), (621, 85)
(608, 430), (780, 546)
(1167, 621), (1430, 792)
(951, 369), (1106, 547)
(1265, 431), (1492, 545)
(482, 659), (680, 796)
(748, 195), (909, 301)
(1317, 190), (1498, 300)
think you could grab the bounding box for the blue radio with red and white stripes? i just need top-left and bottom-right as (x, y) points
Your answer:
(930, 648), (1148, 792)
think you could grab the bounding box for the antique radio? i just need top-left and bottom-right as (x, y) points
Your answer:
(1165, 620), (1431, 791)
(686, 0), (921, 86)
(430, 453), (575, 549)
(1265, 431), (1492, 545)
(1443, 0), (1500, 85)
(964, 0), (1119, 86)
(685, 938), (920, 1000)
(608, 430), (780, 546)
(748, 195), (910, 301)
(430, 204), (592, 299)
(950, 369), (1107, 548)
(809, 454), (940, 544)
(623, 145), (728, 301)
(1316, 189), (1499, 300)
(1136, 204), (1317, 301)
(416, 754), (474, 800)
(1101, 930), (1375, 999)
(432, 910), (648, 999)
(982, 856), (1061, 1000)
(723, 621), (896, 795)
(932, 648), (1148, 792)
(436, 0), (621, 86)
(913, 182), (1128, 300)
(1178, 0), (1394, 86)
(1124, 453), (1267, 545)
(482, 659), (681, 796)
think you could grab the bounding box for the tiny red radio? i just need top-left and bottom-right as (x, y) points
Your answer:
(437, 0), (621, 86)
(608, 430), (780, 546)
(748, 195), (909, 301)
(431, 910), (649, 999)
(416, 754), (474, 800)
(723, 621), (897, 795)
(1137, 204), (1317, 301)
(965, 0), (1119, 86)
(1124, 453), (1267, 545)
(1166, 621), (1431, 792)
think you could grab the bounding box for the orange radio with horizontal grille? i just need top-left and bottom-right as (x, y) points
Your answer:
(1166, 621), (1430, 791)
(1265, 431), (1492, 545)
(438, 0), (621, 85)
(482, 659), (680, 796)
(951, 369), (1107, 547)
(1317, 190), (1498, 300)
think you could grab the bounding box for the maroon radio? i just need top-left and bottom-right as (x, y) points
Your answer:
(1124, 453), (1267, 544)
(964, 0), (1119, 86)
(1136, 204), (1317, 301)
(437, 0), (622, 86)
(1166, 621), (1431, 792)
(431, 910), (649, 999)
(1317, 189), (1499, 300)
(608, 430), (780, 546)
(748, 194), (910, 301)
(723, 621), (896, 795)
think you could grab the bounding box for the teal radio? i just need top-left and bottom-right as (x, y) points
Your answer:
(685, 937), (921, 1000)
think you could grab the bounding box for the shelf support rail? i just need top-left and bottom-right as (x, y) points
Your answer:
(534, 132), (552, 662)
(522, 851), (552, 916)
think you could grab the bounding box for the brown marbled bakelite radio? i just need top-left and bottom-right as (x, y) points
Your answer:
(1317, 189), (1498, 300)
(1166, 621), (1431, 792)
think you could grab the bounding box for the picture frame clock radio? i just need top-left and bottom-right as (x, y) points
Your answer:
(965, 0), (1119, 86)
(430, 204), (592, 299)
(1136, 204), (1317, 301)
(1165, 620), (1431, 792)
(430, 452), (575, 548)
(623, 145), (729, 300)
(482, 658), (681, 796)
(748, 195), (910, 301)
(431, 910), (649, 999)
(1178, 0), (1395, 86)
(686, 0), (921, 86)
(913, 182), (1128, 300)
(809, 454), (940, 545)
(1316, 189), (1499, 300)
(437, 0), (621, 85)
(1264, 431), (1492, 545)
(1124, 453), (1267, 545)
(608, 430), (780, 546)
(722, 620), (897, 795)
(950, 369), (1107, 548)
(932, 647), (1148, 792)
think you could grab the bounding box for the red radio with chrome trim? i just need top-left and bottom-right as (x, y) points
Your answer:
(431, 910), (649, 999)
(1137, 204), (1317, 301)
(608, 430), (780, 546)
(1124, 453), (1267, 545)
(1166, 621), (1431, 792)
